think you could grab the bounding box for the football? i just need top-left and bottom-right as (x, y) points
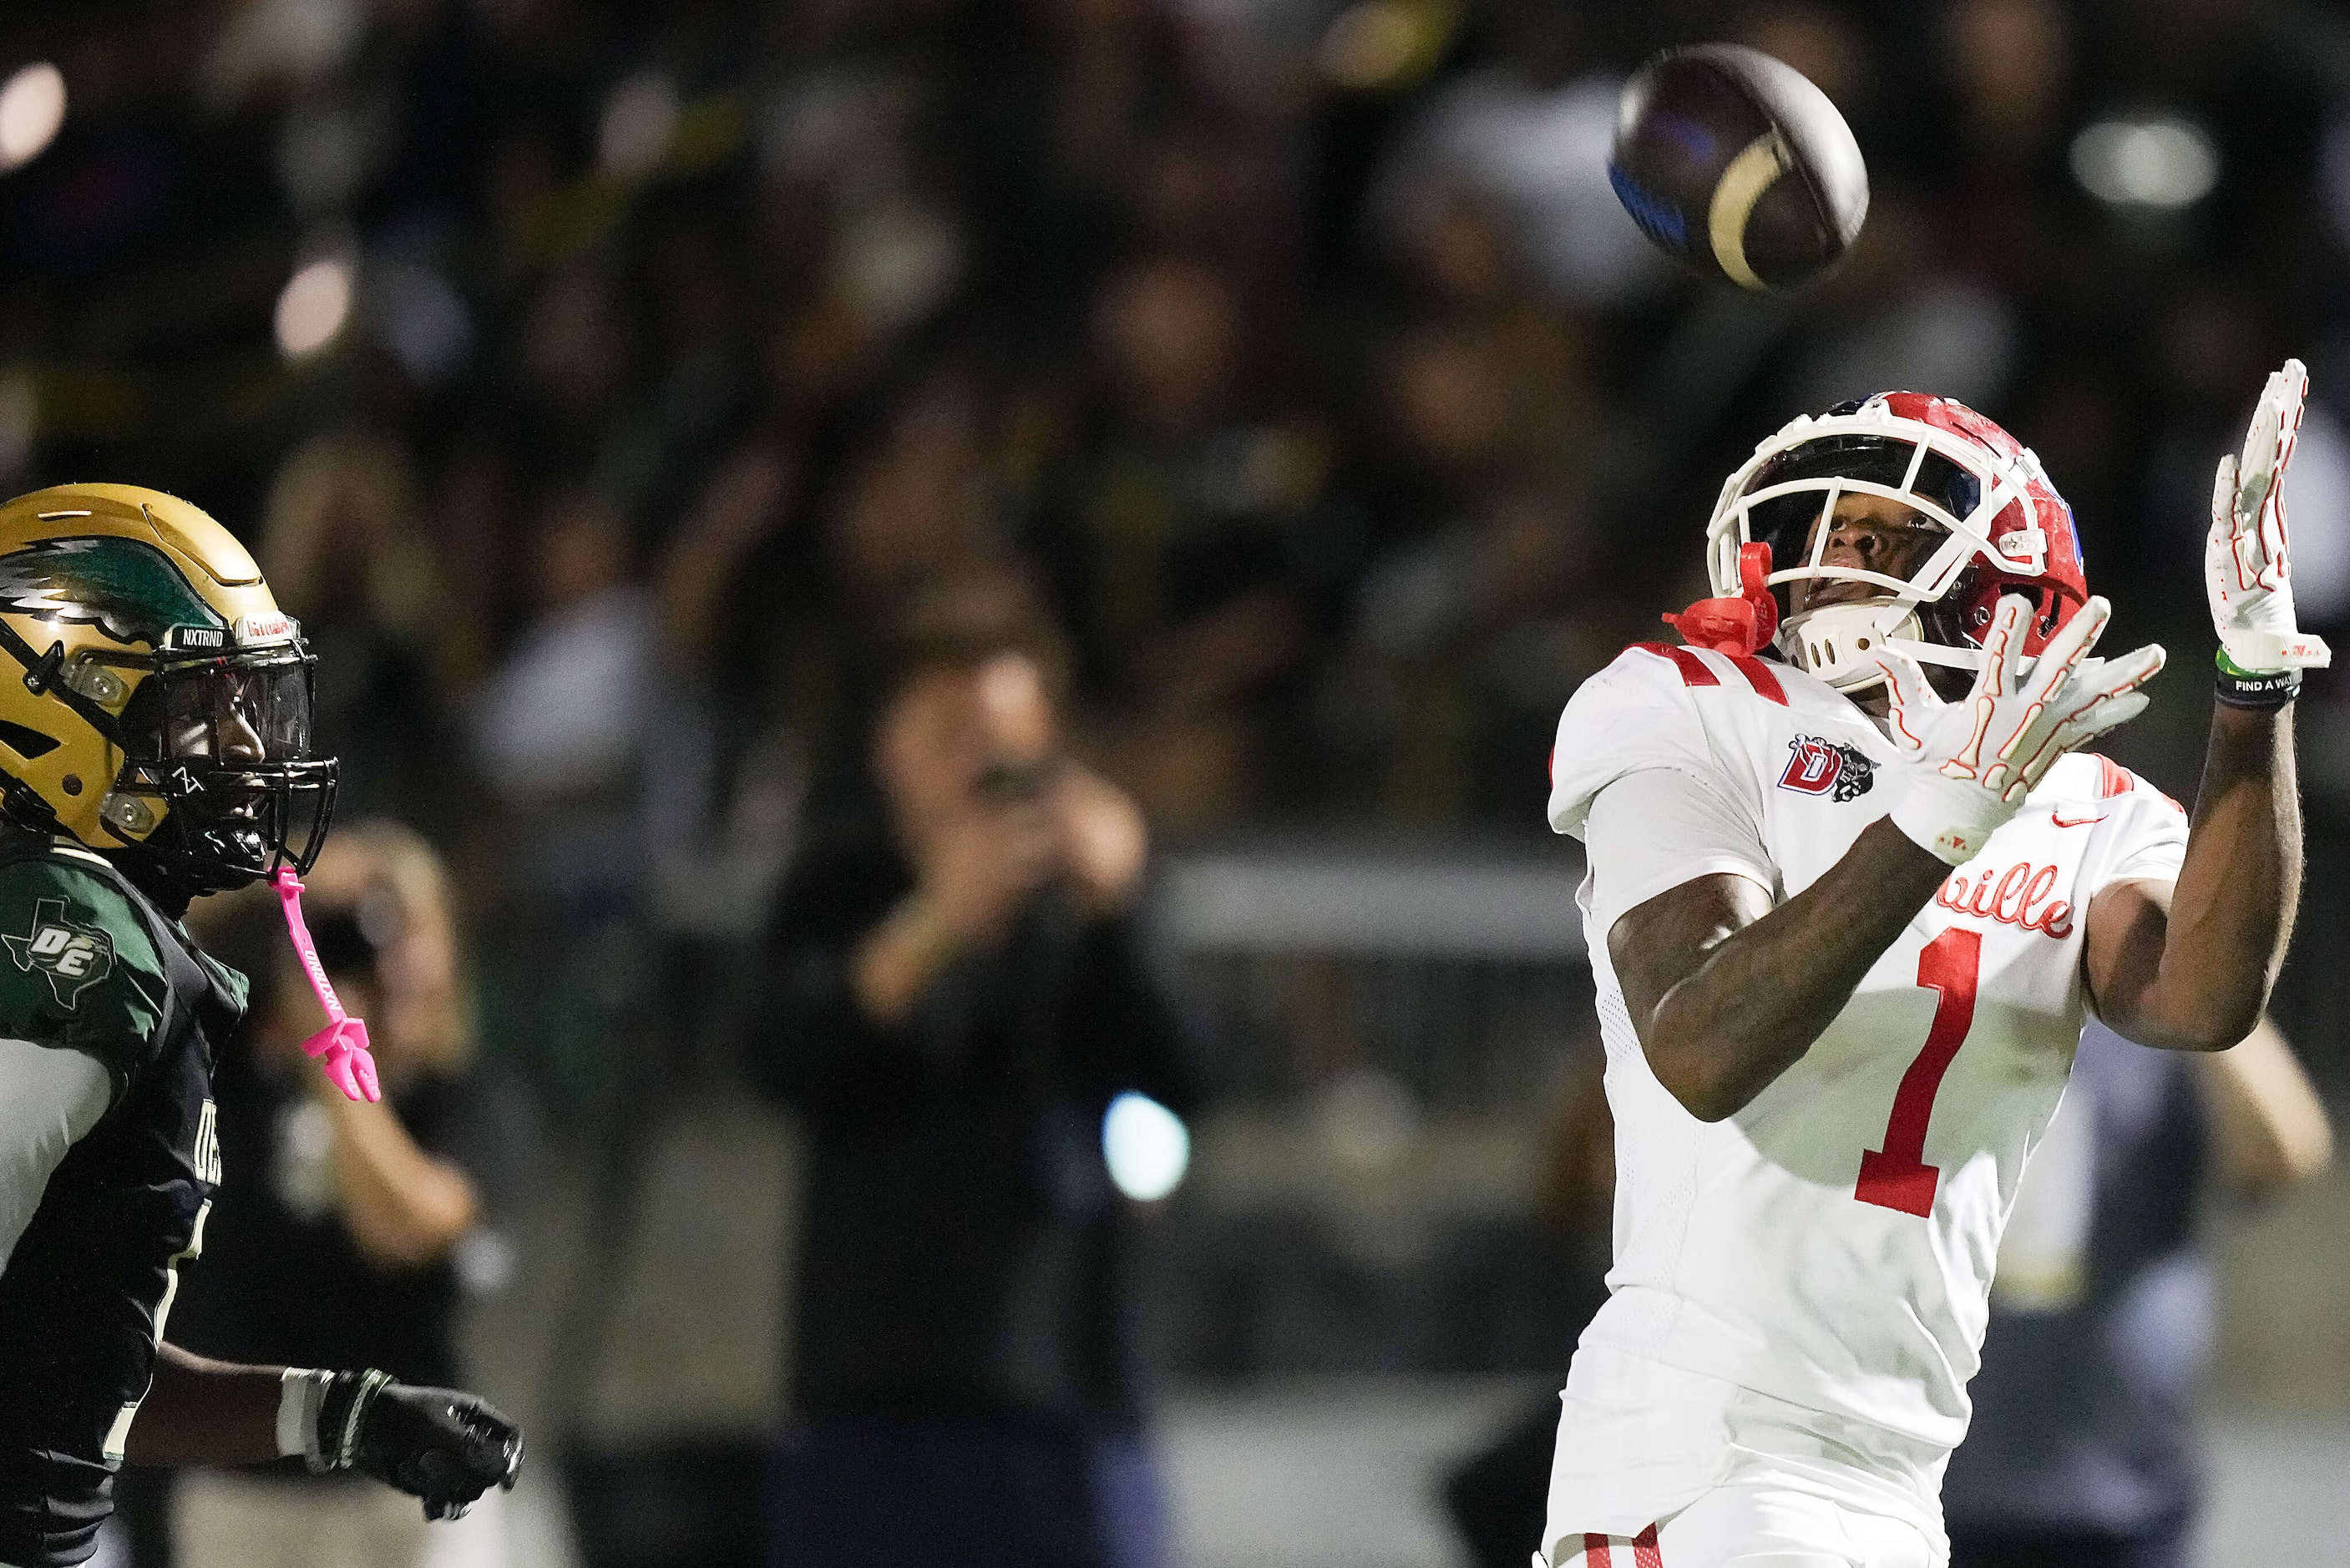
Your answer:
(1608, 43), (1868, 294)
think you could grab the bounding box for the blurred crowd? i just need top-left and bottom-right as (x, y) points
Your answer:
(9, 3), (2350, 1563)
(9, 0), (2350, 1111)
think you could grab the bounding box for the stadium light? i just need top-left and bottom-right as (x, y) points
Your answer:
(1102, 1092), (1190, 1202)
(0, 63), (66, 174)
(2069, 114), (2219, 210)
(275, 255), (354, 358)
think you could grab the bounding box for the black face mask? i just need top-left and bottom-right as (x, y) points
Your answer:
(111, 651), (339, 898)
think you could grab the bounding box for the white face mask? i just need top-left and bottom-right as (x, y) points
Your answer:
(1770, 498), (1952, 691)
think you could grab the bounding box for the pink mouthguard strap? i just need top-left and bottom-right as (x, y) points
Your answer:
(270, 867), (381, 1103)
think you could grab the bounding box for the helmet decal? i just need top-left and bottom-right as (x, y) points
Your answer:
(0, 537), (229, 649)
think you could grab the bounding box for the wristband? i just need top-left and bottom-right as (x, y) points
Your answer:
(2215, 648), (2302, 709)
(312, 1368), (394, 1473)
(276, 1368), (332, 1464)
(1888, 771), (2015, 867)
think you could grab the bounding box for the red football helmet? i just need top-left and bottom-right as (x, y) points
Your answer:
(1695, 391), (2089, 691)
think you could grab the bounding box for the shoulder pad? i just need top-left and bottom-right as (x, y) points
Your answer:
(1547, 643), (1774, 837)
(0, 845), (171, 1089)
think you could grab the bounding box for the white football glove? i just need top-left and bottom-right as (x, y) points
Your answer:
(1877, 594), (2165, 865)
(2208, 357), (2330, 675)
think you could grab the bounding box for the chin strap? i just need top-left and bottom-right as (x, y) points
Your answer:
(1663, 541), (1780, 655)
(271, 866), (382, 1103)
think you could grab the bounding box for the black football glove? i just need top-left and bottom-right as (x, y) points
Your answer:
(316, 1369), (524, 1520)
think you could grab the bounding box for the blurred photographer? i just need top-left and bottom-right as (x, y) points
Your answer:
(749, 604), (1196, 1568)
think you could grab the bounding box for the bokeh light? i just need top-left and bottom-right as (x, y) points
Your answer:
(1102, 1092), (1190, 1202)
(599, 71), (679, 180)
(0, 63), (66, 174)
(274, 255), (353, 358)
(2070, 114), (2220, 210)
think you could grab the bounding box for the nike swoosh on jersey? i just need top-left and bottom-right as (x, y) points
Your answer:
(2049, 811), (2106, 827)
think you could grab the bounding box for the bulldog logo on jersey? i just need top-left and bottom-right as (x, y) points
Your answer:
(1778, 736), (1875, 802)
(3, 897), (116, 1009)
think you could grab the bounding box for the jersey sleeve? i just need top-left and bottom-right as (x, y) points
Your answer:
(1584, 769), (1778, 935)
(0, 855), (172, 1095)
(2078, 767), (2190, 901)
(1547, 645), (1756, 838)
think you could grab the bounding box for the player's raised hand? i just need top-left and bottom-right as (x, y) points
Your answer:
(1878, 594), (2163, 864)
(918, 791), (1061, 946)
(1049, 765), (1148, 916)
(2208, 359), (2330, 687)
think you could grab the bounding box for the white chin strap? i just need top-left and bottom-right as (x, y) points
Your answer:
(1781, 602), (1937, 691)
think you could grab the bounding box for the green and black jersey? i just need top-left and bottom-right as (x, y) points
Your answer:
(0, 832), (246, 1568)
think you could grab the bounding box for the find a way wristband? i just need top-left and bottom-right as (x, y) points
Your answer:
(2216, 648), (2302, 710)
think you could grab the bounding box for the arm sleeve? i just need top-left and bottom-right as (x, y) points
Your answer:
(0, 1037), (113, 1273)
(1584, 768), (1779, 937)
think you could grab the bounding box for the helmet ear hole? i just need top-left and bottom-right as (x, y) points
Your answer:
(0, 721), (58, 760)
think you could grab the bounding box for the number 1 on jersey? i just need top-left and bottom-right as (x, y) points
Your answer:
(1855, 928), (1981, 1217)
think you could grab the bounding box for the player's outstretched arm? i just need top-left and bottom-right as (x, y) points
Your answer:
(2083, 704), (2298, 1051)
(119, 1345), (281, 1466)
(2085, 362), (2321, 1052)
(128, 1343), (522, 1520)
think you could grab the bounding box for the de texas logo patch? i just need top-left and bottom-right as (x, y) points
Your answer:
(3, 897), (117, 1009)
(1777, 735), (1876, 803)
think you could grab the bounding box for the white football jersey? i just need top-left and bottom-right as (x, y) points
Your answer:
(1542, 641), (2187, 1535)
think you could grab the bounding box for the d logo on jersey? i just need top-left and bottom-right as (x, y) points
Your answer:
(1778, 736), (1875, 802)
(3, 897), (115, 1008)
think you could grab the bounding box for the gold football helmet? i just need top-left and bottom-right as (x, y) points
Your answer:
(0, 483), (335, 900)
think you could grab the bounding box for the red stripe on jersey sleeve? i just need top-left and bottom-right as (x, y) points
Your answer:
(1632, 641), (1789, 706)
(1633, 1525), (1664, 1567)
(1583, 1535), (1613, 1566)
(1630, 641), (1719, 688)
(1725, 654), (1789, 706)
(2089, 753), (2185, 813)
